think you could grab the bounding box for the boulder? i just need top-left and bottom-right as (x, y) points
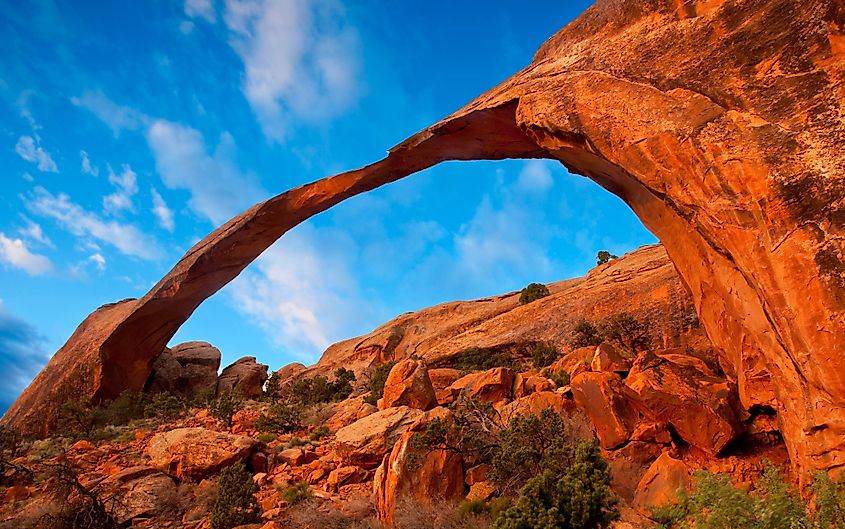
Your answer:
(499, 391), (571, 421)
(625, 352), (743, 455)
(591, 342), (633, 375)
(571, 372), (639, 450)
(513, 373), (555, 398)
(634, 452), (691, 513)
(147, 427), (260, 480)
(446, 367), (515, 405)
(271, 362), (306, 387)
(145, 341), (221, 399)
(95, 466), (177, 524)
(380, 359), (437, 411)
(429, 368), (463, 405)
(326, 396), (378, 431)
(217, 357), (269, 399)
(373, 408), (465, 523)
(334, 406), (421, 468)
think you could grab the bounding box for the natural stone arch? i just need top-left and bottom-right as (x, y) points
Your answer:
(3, 0), (843, 476)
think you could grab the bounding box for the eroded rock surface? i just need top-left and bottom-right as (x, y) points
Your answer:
(146, 427), (260, 480)
(145, 341), (221, 399)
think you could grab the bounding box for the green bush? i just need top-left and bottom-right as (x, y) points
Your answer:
(289, 368), (356, 406)
(530, 342), (559, 368)
(410, 398), (503, 468)
(596, 250), (618, 265)
(211, 462), (260, 529)
(288, 437), (305, 447)
(650, 466), (845, 529)
(281, 481), (313, 505)
(519, 283), (550, 305)
(571, 320), (602, 348)
(541, 367), (569, 388)
(454, 347), (515, 373)
(494, 440), (618, 529)
(143, 392), (185, 420)
(598, 313), (650, 353)
(489, 408), (574, 494)
(364, 361), (396, 405)
(210, 391), (244, 427)
(457, 499), (488, 517)
(255, 402), (302, 434)
(257, 432), (276, 443)
(309, 425), (331, 441)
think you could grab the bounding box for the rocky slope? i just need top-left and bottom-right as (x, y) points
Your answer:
(0, 246), (790, 529)
(4, 0), (843, 481)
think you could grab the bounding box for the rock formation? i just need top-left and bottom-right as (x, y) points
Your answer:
(216, 356), (269, 399)
(3, 0), (843, 478)
(144, 341), (221, 400)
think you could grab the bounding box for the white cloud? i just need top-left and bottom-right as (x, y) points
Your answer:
(0, 233), (53, 276)
(89, 253), (106, 271)
(223, 0), (360, 141)
(80, 150), (99, 176)
(22, 172), (34, 182)
(146, 119), (264, 224)
(180, 20), (196, 34)
(516, 160), (554, 194)
(229, 224), (377, 361)
(18, 217), (52, 247)
(151, 188), (176, 232)
(185, 0), (216, 22)
(103, 164), (139, 214)
(71, 91), (147, 136)
(15, 136), (58, 172)
(26, 187), (161, 260)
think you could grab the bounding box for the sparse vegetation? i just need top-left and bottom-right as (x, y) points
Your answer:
(210, 390), (244, 427)
(281, 481), (313, 505)
(571, 320), (603, 348)
(364, 361), (397, 405)
(143, 392), (185, 420)
(519, 283), (550, 305)
(57, 390), (188, 439)
(596, 250), (618, 265)
(652, 466), (845, 529)
(494, 440), (618, 529)
(454, 347), (516, 373)
(310, 425), (331, 441)
(211, 462), (260, 529)
(530, 342), (559, 368)
(569, 313), (651, 353)
(255, 402), (302, 434)
(33, 461), (121, 529)
(288, 368), (356, 406)
(541, 367), (569, 388)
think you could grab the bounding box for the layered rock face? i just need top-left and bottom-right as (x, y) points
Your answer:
(3, 0), (843, 476)
(144, 341), (221, 400)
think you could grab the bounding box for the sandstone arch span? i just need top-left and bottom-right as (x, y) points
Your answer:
(3, 0), (844, 474)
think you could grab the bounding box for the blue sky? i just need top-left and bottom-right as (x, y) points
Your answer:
(0, 0), (657, 410)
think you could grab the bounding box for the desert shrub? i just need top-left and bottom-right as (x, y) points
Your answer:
(255, 402), (302, 434)
(458, 499), (488, 518)
(143, 392), (185, 420)
(310, 425), (331, 441)
(210, 391), (244, 427)
(454, 347), (516, 373)
(540, 367), (569, 388)
(363, 361), (396, 405)
(58, 398), (98, 438)
(519, 283), (550, 305)
(191, 387), (216, 408)
(530, 342), (559, 368)
(596, 250), (618, 265)
(33, 461), (121, 529)
(571, 320), (602, 348)
(211, 462), (260, 529)
(96, 390), (146, 426)
(487, 497), (513, 523)
(411, 398), (504, 468)
(494, 440), (618, 529)
(281, 482), (313, 505)
(393, 498), (493, 529)
(650, 466), (838, 529)
(289, 368), (356, 406)
(257, 432), (276, 443)
(489, 408), (574, 494)
(0, 427), (32, 486)
(263, 372), (282, 401)
(598, 313), (650, 353)
(288, 437), (305, 447)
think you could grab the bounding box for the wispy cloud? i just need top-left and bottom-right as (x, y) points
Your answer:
(70, 91), (147, 136)
(223, 0), (361, 141)
(80, 150), (99, 176)
(0, 233), (53, 276)
(18, 216), (52, 247)
(0, 303), (50, 413)
(26, 187), (161, 260)
(515, 160), (554, 194)
(184, 0), (216, 22)
(151, 188), (176, 232)
(229, 224), (379, 362)
(146, 119), (264, 224)
(15, 135), (58, 172)
(102, 164), (139, 214)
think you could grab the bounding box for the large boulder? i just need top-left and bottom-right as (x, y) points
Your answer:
(217, 357), (269, 399)
(380, 359), (437, 411)
(373, 408), (465, 523)
(94, 466), (177, 524)
(334, 406), (422, 468)
(145, 341), (221, 399)
(571, 371), (640, 450)
(146, 427), (260, 480)
(326, 396), (378, 431)
(446, 367), (515, 405)
(634, 452), (691, 513)
(625, 352), (743, 455)
(591, 342), (633, 375)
